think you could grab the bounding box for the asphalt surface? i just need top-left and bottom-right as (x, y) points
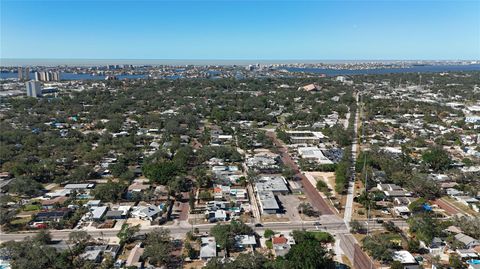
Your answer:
(0, 220), (349, 242)
(344, 97), (360, 225)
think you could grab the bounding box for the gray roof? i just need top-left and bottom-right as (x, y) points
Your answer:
(133, 205), (161, 218)
(92, 206), (108, 219)
(455, 233), (480, 247)
(80, 249), (102, 261)
(258, 191), (280, 210)
(105, 210), (124, 218)
(200, 237), (217, 259)
(255, 176), (289, 193)
(64, 183), (94, 189)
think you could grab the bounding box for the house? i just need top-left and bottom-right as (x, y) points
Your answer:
(444, 225), (463, 234)
(85, 200), (102, 208)
(131, 205), (161, 221)
(105, 210), (125, 220)
(99, 244), (121, 259)
(298, 84), (319, 92)
(126, 243), (144, 268)
(206, 209), (227, 222)
(80, 248), (103, 263)
(229, 188), (248, 204)
(91, 206), (108, 221)
(446, 188), (464, 197)
(377, 183), (403, 192)
(454, 196), (479, 212)
(272, 235), (295, 257)
(378, 183), (411, 197)
(426, 237), (445, 256)
(79, 244), (120, 262)
(394, 197), (417, 206)
(64, 183), (95, 190)
(213, 185), (230, 200)
(456, 249), (478, 259)
(234, 235), (256, 249)
(116, 205), (131, 217)
(384, 190), (412, 198)
(200, 237), (217, 260)
(392, 250), (420, 269)
(41, 196), (68, 210)
(34, 209), (71, 223)
(455, 233), (480, 248)
(45, 189), (71, 198)
(394, 206), (411, 218)
(206, 201), (229, 211)
(127, 182), (150, 199)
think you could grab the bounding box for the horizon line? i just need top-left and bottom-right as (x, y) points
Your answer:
(1, 58), (478, 67)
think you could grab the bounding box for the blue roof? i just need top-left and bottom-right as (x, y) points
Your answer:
(422, 204), (432, 211)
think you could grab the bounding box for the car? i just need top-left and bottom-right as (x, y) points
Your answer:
(254, 223), (263, 227)
(314, 221), (321, 226)
(376, 219), (384, 224)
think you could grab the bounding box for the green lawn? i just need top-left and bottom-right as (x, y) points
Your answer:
(23, 204), (41, 211)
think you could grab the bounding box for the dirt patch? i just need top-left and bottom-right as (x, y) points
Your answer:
(261, 215), (290, 223)
(126, 218), (151, 228)
(342, 255), (352, 268)
(184, 260), (205, 269)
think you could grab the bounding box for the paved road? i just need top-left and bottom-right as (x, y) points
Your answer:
(0, 218), (410, 243)
(344, 92), (360, 227)
(266, 131), (334, 216)
(338, 233), (376, 269)
(434, 198), (465, 216)
(0, 220), (349, 242)
(265, 122), (378, 268)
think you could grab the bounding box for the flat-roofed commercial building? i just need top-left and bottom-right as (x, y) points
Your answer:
(286, 131), (325, 145)
(297, 146), (333, 164)
(257, 191), (280, 214)
(254, 176), (289, 194)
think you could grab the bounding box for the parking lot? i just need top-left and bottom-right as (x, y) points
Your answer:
(277, 194), (302, 222)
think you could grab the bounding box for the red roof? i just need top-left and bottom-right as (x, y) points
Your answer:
(272, 236), (288, 245)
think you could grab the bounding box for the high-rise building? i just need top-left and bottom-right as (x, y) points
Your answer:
(18, 67), (30, 81)
(34, 70), (60, 82)
(52, 71), (60, 81)
(24, 67), (30, 81)
(26, 81), (42, 98)
(18, 67), (23, 81)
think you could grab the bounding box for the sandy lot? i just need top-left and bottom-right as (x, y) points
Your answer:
(305, 172), (336, 195)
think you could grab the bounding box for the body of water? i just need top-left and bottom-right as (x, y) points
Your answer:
(284, 64), (480, 76)
(3, 58), (461, 66)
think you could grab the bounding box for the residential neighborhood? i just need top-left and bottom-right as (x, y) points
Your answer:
(0, 68), (479, 269)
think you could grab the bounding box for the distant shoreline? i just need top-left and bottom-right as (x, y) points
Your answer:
(1, 58), (478, 67)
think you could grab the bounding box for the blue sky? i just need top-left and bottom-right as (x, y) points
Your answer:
(1, 0), (479, 60)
